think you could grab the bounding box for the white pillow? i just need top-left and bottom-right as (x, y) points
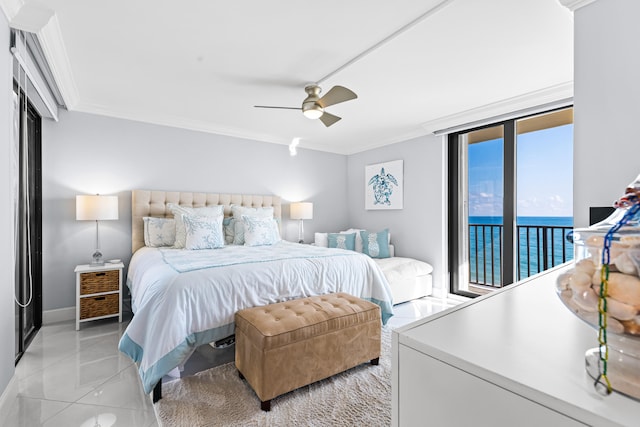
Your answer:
(223, 217), (235, 244)
(242, 215), (281, 246)
(314, 232), (329, 247)
(193, 206), (226, 217)
(168, 203), (224, 248)
(143, 217), (176, 247)
(234, 216), (280, 245)
(231, 205), (274, 219)
(182, 214), (225, 250)
(231, 205), (275, 245)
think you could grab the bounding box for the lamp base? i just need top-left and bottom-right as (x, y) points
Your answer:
(91, 249), (104, 266)
(297, 219), (305, 245)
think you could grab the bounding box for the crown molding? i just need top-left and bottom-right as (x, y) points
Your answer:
(421, 81), (574, 135)
(557, 0), (598, 11)
(74, 100), (294, 148)
(340, 128), (433, 156)
(36, 13), (79, 108)
(0, 0), (22, 21)
(7, 1), (52, 33)
(2, 1), (79, 109)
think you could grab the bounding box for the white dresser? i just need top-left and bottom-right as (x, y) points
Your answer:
(392, 264), (640, 427)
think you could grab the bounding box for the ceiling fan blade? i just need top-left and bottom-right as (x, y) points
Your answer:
(319, 111), (341, 127)
(254, 105), (301, 110)
(317, 86), (357, 108)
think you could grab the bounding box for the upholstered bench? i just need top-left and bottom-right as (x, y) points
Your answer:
(235, 292), (381, 411)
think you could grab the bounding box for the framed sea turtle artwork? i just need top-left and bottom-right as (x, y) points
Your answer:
(365, 160), (403, 210)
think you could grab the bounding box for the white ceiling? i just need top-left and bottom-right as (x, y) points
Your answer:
(5, 0), (573, 154)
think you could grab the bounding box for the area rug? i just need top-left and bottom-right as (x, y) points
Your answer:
(155, 327), (392, 427)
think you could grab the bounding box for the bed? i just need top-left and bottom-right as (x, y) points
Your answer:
(118, 190), (394, 396)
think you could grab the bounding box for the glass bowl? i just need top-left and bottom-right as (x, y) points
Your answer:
(556, 207), (640, 400)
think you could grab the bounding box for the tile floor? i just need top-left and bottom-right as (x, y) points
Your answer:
(1, 296), (455, 427)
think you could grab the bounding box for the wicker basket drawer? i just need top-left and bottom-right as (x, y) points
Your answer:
(79, 293), (119, 320)
(80, 270), (119, 295)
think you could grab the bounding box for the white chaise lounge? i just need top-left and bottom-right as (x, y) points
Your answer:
(373, 255), (433, 305)
(314, 230), (433, 305)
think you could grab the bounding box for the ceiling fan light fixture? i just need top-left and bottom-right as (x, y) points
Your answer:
(302, 104), (323, 120)
(255, 84), (355, 127)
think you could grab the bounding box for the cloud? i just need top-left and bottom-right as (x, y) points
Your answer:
(549, 194), (564, 203)
(469, 191), (502, 216)
(517, 194), (572, 216)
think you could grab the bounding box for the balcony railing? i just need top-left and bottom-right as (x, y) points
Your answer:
(469, 223), (573, 288)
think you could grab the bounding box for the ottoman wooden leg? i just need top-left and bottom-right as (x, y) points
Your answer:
(261, 399), (271, 411)
(371, 357), (379, 366)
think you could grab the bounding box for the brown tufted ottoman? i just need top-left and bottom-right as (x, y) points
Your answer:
(235, 292), (381, 411)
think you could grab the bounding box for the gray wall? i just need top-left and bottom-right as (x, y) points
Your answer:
(41, 110), (348, 311)
(0, 14), (15, 397)
(573, 0), (640, 227)
(347, 134), (447, 296)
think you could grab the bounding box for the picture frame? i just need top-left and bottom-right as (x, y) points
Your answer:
(365, 160), (403, 210)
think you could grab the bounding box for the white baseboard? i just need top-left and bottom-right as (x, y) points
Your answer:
(42, 306), (75, 324)
(431, 286), (471, 306)
(431, 286), (445, 299)
(0, 375), (18, 424)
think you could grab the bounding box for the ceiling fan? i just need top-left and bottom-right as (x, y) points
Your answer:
(254, 84), (357, 127)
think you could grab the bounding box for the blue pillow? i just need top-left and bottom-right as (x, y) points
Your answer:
(328, 232), (356, 251)
(360, 229), (391, 258)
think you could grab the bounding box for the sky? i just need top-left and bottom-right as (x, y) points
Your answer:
(468, 124), (573, 217)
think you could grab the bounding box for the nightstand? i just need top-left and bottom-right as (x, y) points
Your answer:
(75, 262), (124, 330)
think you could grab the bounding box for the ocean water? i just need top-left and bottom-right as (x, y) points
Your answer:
(468, 216), (574, 285)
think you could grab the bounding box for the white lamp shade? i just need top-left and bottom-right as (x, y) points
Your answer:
(290, 202), (313, 220)
(76, 195), (119, 221)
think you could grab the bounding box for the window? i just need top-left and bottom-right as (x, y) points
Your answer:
(449, 107), (573, 297)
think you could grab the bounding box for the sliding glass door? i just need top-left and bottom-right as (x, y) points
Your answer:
(515, 110), (574, 280)
(14, 85), (43, 363)
(449, 107), (573, 297)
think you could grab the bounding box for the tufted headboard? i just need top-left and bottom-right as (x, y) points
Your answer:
(131, 189), (282, 253)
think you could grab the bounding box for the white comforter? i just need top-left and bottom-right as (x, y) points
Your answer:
(118, 241), (394, 393)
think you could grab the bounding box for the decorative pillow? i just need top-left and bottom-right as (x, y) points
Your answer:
(360, 229), (391, 258)
(231, 205), (275, 245)
(182, 214), (224, 250)
(328, 232), (356, 251)
(168, 203), (224, 248)
(242, 215), (281, 246)
(341, 228), (391, 253)
(341, 228), (365, 252)
(143, 217), (176, 247)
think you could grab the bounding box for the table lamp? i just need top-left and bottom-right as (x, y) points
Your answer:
(76, 194), (118, 265)
(290, 202), (313, 243)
